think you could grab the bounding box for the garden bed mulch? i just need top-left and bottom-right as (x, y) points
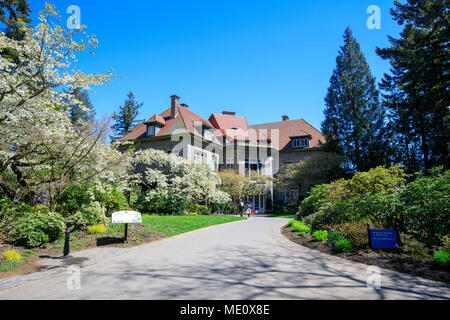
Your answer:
(282, 225), (450, 284)
(0, 224), (166, 279)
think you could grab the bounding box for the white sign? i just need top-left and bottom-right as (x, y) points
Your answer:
(111, 211), (142, 224)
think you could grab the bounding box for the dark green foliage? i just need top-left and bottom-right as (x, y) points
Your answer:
(0, 0), (31, 40)
(335, 239), (352, 253)
(297, 184), (328, 219)
(299, 165), (449, 247)
(298, 165), (408, 230)
(210, 201), (236, 214)
(376, 0), (450, 172)
(111, 91), (143, 141)
(327, 229), (353, 253)
(0, 196), (32, 233)
(135, 191), (187, 215)
(0, 0), (31, 64)
(399, 168), (450, 245)
(322, 28), (387, 172)
(9, 211), (65, 247)
(56, 183), (128, 217)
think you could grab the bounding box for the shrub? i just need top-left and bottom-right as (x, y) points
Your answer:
(209, 200), (234, 214)
(287, 219), (296, 227)
(433, 250), (450, 266)
(0, 197), (32, 233)
(291, 221), (311, 234)
(345, 192), (403, 228)
(345, 165), (407, 197)
(57, 183), (128, 217)
(87, 224), (107, 234)
(185, 212), (198, 216)
(9, 212), (65, 247)
(296, 165), (407, 228)
(313, 230), (328, 242)
(73, 201), (108, 226)
(327, 229), (345, 249)
(57, 182), (94, 216)
(302, 213), (318, 227)
(333, 222), (369, 249)
(2, 250), (22, 261)
(400, 235), (431, 262)
(187, 204), (211, 215)
(94, 187), (128, 215)
(297, 184), (329, 219)
(135, 191), (188, 215)
(335, 239), (352, 253)
(0, 260), (20, 273)
(399, 168), (450, 246)
(439, 235), (450, 252)
(310, 203), (348, 231)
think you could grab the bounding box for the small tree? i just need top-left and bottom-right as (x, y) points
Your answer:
(218, 170), (271, 212)
(111, 91), (143, 141)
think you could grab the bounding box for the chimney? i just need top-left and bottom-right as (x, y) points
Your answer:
(222, 111), (236, 116)
(170, 95), (179, 118)
(282, 115), (289, 121)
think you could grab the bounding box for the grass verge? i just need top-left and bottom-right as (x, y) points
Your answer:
(140, 214), (246, 237)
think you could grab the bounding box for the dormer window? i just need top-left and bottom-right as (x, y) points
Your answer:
(144, 114), (166, 137)
(147, 124), (159, 137)
(292, 137), (309, 148)
(202, 126), (214, 142)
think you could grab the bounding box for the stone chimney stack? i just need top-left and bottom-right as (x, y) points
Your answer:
(170, 95), (179, 119)
(282, 115), (289, 121)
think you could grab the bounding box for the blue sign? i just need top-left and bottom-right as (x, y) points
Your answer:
(369, 229), (399, 249)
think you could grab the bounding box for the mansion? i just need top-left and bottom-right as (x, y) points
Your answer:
(120, 95), (325, 213)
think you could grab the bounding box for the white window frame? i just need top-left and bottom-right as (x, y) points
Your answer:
(147, 125), (155, 137)
(292, 137), (309, 148)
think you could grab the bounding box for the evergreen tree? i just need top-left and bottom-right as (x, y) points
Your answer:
(376, 0), (449, 172)
(66, 88), (96, 124)
(0, 0), (31, 63)
(111, 92), (143, 141)
(322, 28), (386, 172)
(0, 0), (31, 40)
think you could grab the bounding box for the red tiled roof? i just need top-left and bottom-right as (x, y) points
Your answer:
(119, 100), (324, 152)
(119, 105), (221, 144)
(249, 119), (325, 152)
(144, 114), (166, 126)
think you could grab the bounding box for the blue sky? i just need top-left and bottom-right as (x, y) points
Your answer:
(29, 0), (402, 130)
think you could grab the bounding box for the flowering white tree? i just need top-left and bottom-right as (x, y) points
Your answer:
(134, 149), (231, 207)
(0, 4), (134, 210)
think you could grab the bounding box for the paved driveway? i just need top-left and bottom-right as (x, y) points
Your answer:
(0, 217), (449, 300)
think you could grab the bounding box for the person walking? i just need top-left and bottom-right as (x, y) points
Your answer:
(246, 201), (254, 217)
(238, 199), (245, 218)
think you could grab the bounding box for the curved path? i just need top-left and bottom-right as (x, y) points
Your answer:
(0, 217), (449, 300)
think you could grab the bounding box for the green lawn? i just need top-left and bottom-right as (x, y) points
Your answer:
(141, 215), (246, 237)
(269, 214), (296, 219)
